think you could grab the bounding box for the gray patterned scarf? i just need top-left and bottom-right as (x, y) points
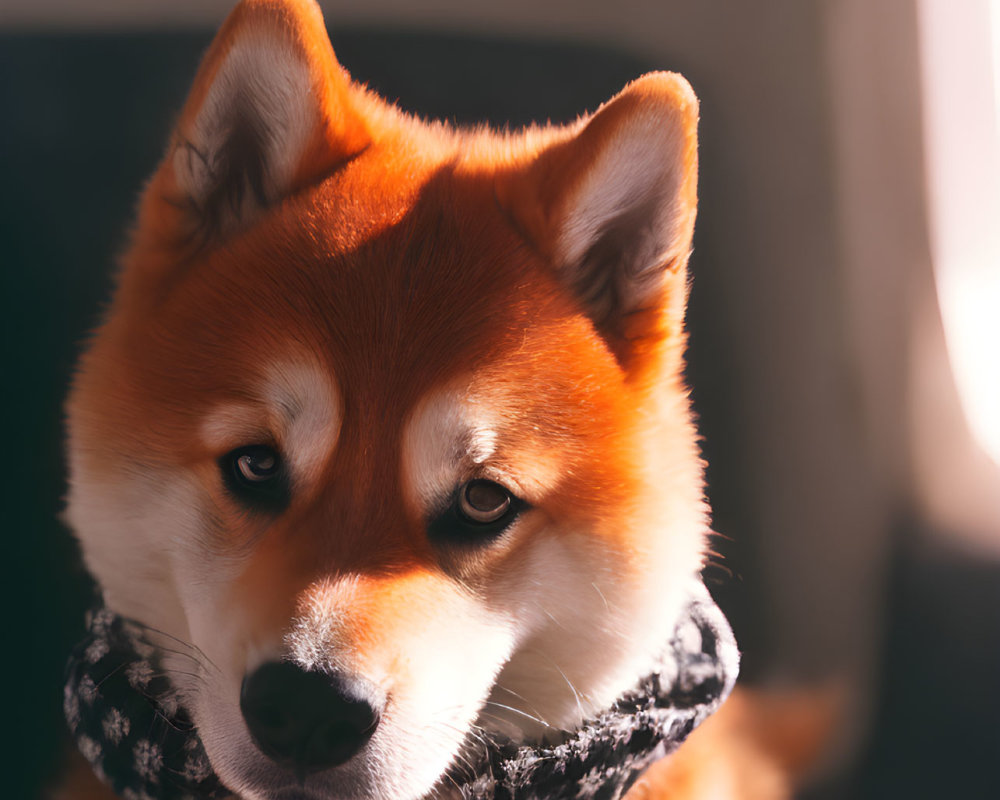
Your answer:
(65, 581), (737, 799)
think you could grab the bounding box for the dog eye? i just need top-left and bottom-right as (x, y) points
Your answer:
(428, 479), (525, 545)
(220, 444), (289, 512)
(458, 479), (512, 524)
(234, 446), (279, 483)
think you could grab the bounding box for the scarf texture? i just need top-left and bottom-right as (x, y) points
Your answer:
(65, 581), (737, 800)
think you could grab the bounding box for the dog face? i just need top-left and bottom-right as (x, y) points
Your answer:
(65, 1), (705, 798)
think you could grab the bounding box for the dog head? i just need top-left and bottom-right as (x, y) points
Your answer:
(65, 1), (705, 797)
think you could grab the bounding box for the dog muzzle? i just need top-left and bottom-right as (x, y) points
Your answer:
(65, 581), (738, 799)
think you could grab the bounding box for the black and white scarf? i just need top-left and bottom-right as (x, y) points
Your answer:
(65, 582), (738, 800)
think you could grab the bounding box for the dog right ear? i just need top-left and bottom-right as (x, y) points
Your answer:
(496, 73), (699, 375)
(137, 0), (369, 250)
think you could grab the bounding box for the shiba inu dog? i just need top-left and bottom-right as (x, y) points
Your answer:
(62, 0), (729, 797)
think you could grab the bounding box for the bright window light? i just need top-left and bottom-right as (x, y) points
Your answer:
(919, 0), (1000, 466)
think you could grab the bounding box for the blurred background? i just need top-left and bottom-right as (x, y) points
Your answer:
(2, 0), (998, 797)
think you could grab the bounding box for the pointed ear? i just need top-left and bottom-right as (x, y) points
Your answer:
(498, 73), (698, 366)
(148, 0), (369, 244)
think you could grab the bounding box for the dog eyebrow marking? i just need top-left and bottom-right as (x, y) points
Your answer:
(200, 361), (341, 483)
(401, 383), (564, 515)
(467, 427), (498, 465)
(401, 386), (495, 513)
(263, 362), (341, 478)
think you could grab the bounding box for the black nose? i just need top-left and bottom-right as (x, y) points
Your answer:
(240, 662), (380, 773)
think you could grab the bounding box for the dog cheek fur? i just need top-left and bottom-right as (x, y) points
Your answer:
(480, 502), (705, 735)
(65, 454), (198, 647)
(461, 356), (708, 734)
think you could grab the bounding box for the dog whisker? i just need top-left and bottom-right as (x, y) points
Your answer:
(479, 703), (559, 734)
(532, 601), (568, 632)
(150, 668), (208, 685)
(148, 643), (211, 672)
(128, 620), (222, 674)
(92, 660), (129, 690)
(591, 581), (613, 613)
(491, 683), (550, 726)
(536, 651), (589, 724)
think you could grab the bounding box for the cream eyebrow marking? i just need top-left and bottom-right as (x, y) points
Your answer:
(467, 427), (498, 464)
(200, 361), (341, 485)
(262, 361), (341, 481)
(401, 388), (467, 512)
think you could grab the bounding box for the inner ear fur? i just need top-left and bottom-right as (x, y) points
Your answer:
(497, 72), (699, 367)
(141, 0), (369, 248)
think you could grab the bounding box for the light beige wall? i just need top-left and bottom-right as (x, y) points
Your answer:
(0, 0), (770, 50)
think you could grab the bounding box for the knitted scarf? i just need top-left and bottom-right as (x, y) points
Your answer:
(65, 581), (737, 800)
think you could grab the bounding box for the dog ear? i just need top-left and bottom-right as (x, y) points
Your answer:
(143, 0), (369, 246)
(498, 73), (699, 369)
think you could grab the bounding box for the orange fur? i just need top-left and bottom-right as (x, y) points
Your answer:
(51, 751), (119, 800)
(627, 686), (841, 800)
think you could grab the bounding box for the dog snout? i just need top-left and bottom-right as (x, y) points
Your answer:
(240, 662), (382, 774)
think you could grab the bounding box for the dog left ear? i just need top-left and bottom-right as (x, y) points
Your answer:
(140, 0), (369, 248)
(498, 73), (698, 369)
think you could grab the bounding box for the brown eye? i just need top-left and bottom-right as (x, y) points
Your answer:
(220, 444), (289, 513)
(235, 448), (278, 482)
(457, 479), (512, 524)
(427, 479), (526, 545)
